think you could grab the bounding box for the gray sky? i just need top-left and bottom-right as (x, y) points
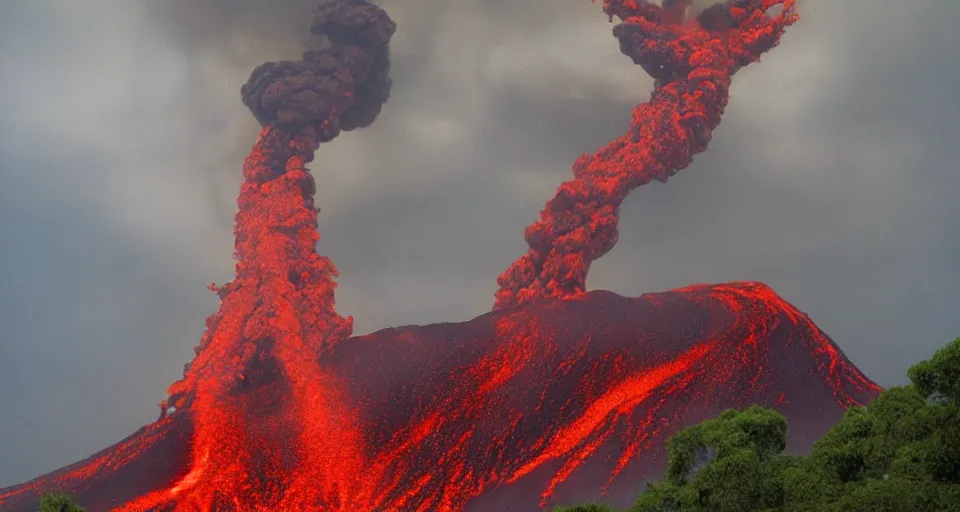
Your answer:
(1, 0), (958, 488)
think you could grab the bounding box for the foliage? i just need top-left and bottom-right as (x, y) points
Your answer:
(564, 338), (960, 512)
(38, 493), (85, 512)
(908, 338), (960, 403)
(554, 504), (618, 512)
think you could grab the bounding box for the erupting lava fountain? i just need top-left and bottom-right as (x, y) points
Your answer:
(0, 1), (880, 511)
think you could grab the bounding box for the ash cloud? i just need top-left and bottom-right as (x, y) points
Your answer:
(241, 0), (395, 132)
(1, 0), (959, 491)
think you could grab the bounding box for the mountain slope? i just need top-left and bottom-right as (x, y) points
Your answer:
(0, 282), (879, 512)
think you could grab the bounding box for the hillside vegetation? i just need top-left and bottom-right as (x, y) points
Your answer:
(560, 338), (960, 512)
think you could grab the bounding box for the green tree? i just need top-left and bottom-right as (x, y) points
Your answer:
(804, 337), (960, 511)
(562, 337), (960, 512)
(554, 504), (618, 512)
(39, 493), (85, 512)
(632, 406), (791, 512)
(908, 336), (960, 403)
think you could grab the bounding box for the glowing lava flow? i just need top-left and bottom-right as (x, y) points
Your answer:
(113, 128), (370, 512)
(0, 284), (880, 511)
(114, 1), (395, 509)
(494, 0), (800, 310)
(0, 1), (883, 511)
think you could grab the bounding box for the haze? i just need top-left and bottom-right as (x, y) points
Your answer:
(1, 0), (957, 487)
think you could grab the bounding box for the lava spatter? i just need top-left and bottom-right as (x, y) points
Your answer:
(494, 0), (799, 310)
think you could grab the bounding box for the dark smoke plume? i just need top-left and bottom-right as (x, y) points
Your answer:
(241, 0), (394, 138)
(94, 1), (400, 509)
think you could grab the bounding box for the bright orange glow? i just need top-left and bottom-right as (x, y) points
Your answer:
(0, 1), (883, 511)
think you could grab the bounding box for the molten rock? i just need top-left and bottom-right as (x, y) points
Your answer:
(494, 0), (802, 309)
(0, 285), (878, 511)
(0, 1), (880, 511)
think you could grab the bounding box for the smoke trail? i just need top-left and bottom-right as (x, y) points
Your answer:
(493, 0), (799, 310)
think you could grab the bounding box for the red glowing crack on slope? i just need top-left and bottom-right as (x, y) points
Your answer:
(0, 285), (880, 511)
(0, 1), (882, 511)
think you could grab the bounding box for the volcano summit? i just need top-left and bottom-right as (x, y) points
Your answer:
(0, 1), (879, 511)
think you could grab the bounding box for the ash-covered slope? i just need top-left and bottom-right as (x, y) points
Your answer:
(0, 283), (879, 512)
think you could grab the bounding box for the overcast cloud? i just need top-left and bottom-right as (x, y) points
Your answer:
(1, 0), (958, 487)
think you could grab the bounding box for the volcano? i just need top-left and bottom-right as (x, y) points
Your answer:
(0, 284), (878, 511)
(0, 1), (880, 511)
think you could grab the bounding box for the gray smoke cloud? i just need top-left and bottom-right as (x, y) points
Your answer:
(1, 0), (958, 488)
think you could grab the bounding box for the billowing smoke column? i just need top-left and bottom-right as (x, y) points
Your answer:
(115, 1), (397, 509)
(0, 1), (883, 511)
(241, 0), (394, 134)
(494, 0), (799, 310)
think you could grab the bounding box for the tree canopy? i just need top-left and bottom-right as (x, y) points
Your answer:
(558, 337), (960, 512)
(38, 493), (85, 512)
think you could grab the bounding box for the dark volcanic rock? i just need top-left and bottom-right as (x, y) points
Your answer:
(0, 282), (879, 512)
